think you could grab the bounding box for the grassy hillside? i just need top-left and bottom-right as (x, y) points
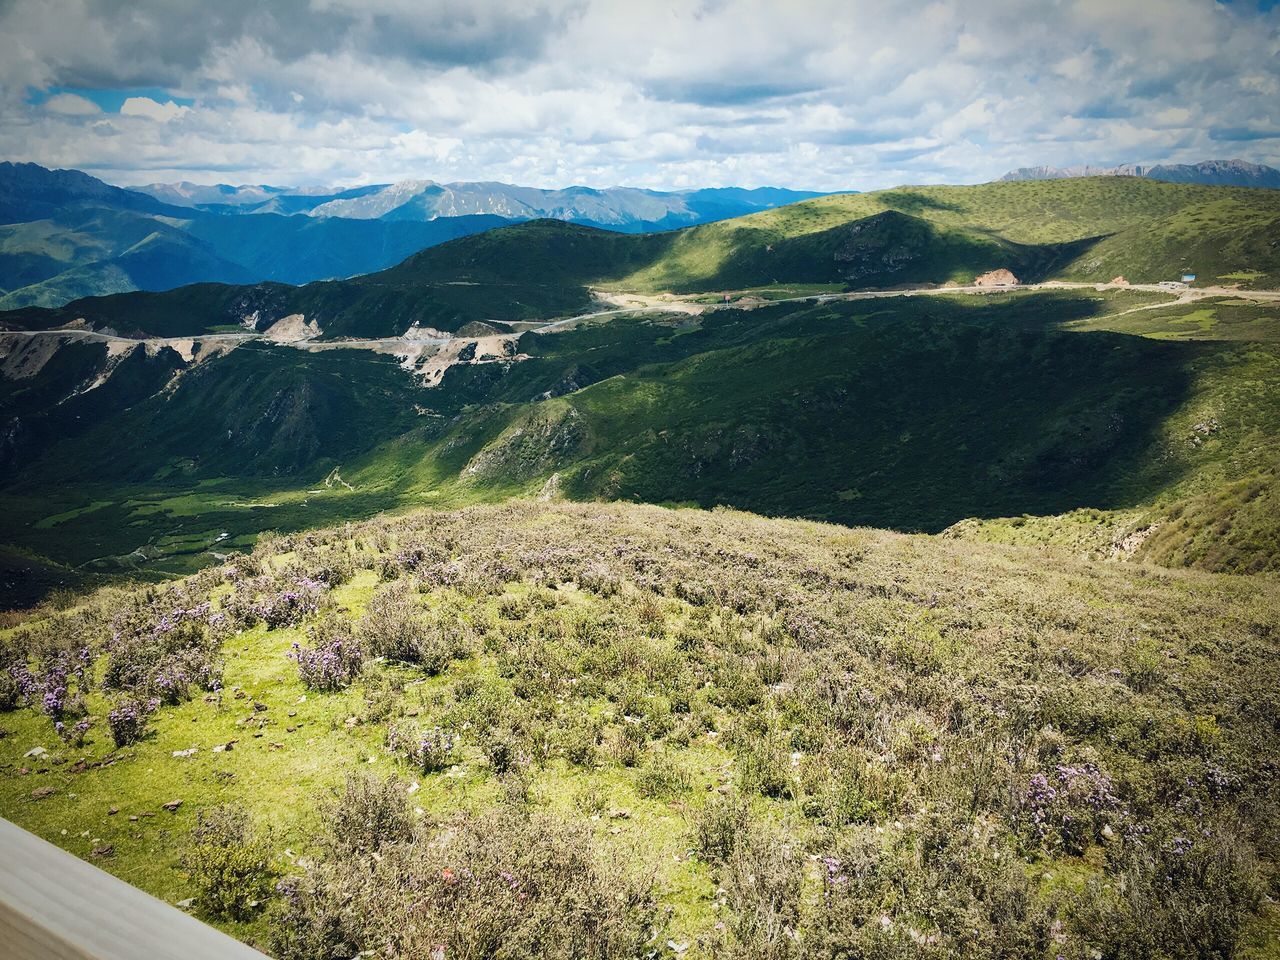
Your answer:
(1, 501), (1277, 958)
(615, 178), (1280, 291)
(3, 287), (1278, 600)
(3, 177), (1280, 602)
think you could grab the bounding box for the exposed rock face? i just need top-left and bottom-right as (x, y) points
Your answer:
(974, 269), (1019, 287)
(833, 210), (931, 283)
(263, 314), (320, 342)
(1109, 276), (1130, 286)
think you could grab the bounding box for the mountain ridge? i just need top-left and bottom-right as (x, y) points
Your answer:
(1002, 158), (1280, 188)
(133, 177), (839, 231)
(0, 163), (842, 308)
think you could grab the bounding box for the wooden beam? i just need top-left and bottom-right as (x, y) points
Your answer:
(0, 816), (267, 959)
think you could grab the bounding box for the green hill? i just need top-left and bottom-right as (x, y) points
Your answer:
(1, 501), (1277, 958)
(613, 177), (1280, 291)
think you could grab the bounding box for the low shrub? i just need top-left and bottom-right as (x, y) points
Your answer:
(106, 696), (159, 747)
(481, 725), (522, 774)
(387, 721), (458, 774)
(1070, 826), (1264, 960)
(359, 583), (471, 673)
(635, 750), (691, 799)
(271, 807), (655, 960)
(559, 716), (601, 767)
(1021, 760), (1126, 855)
(721, 825), (802, 960)
(695, 793), (751, 865)
(290, 614), (364, 691)
(181, 805), (275, 921)
(257, 577), (326, 629)
(0, 668), (17, 711)
(321, 772), (416, 857)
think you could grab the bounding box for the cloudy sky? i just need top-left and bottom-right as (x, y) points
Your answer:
(1, 0), (1278, 191)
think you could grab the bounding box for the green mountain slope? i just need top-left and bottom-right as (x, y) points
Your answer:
(615, 177), (1280, 291)
(3, 177), (1280, 602)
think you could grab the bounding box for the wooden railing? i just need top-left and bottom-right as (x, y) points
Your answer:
(0, 816), (267, 959)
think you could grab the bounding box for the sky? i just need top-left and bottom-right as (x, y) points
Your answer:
(1, 0), (1278, 192)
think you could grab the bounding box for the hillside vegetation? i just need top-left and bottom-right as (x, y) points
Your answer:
(1, 501), (1277, 959)
(3, 285), (1279, 604)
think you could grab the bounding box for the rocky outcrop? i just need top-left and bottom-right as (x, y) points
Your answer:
(974, 269), (1019, 287)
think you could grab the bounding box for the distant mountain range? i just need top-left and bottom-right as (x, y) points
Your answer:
(1002, 158), (1280, 189)
(132, 179), (832, 231)
(0, 162), (836, 308)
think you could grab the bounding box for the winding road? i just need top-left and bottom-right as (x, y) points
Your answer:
(3, 280), (1277, 362)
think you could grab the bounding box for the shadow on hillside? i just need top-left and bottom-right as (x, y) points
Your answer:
(676, 212), (1108, 292)
(557, 291), (1213, 534)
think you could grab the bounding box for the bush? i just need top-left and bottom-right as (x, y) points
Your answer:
(481, 725), (522, 773)
(106, 696), (159, 747)
(257, 577), (326, 629)
(290, 614), (364, 691)
(738, 732), (794, 799)
(721, 825), (802, 960)
(1070, 827), (1264, 960)
(0, 668), (17, 711)
(181, 805), (274, 921)
(359, 583), (471, 673)
(636, 751), (691, 799)
(271, 807), (655, 960)
(387, 721), (458, 774)
(1021, 760), (1125, 855)
(559, 717), (601, 767)
(321, 772), (416, 857)
(695, 794), (751, 865)
(102, 592), (222, 701)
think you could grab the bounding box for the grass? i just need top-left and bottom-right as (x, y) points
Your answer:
(1, 500), (1278, 957)
(1064, 296), (1280, 341)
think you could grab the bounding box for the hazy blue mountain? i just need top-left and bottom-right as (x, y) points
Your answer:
(1, 162), (840, 306)
(0, 164), (512, 306)
(136, 176), (838, 231)
(0, 161), (181, 223)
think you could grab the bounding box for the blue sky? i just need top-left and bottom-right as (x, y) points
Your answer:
(1, 0), (1277, 191)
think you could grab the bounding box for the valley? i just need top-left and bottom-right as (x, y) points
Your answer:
(3, 174), (1280, 608)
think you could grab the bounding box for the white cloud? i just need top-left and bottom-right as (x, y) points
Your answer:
(43, 92), (100, 116)
(119, 96), (189, 122)
(0, 0), (1277, 190)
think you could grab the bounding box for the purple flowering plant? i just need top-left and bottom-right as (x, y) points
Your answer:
(387, 720), (458, 773)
